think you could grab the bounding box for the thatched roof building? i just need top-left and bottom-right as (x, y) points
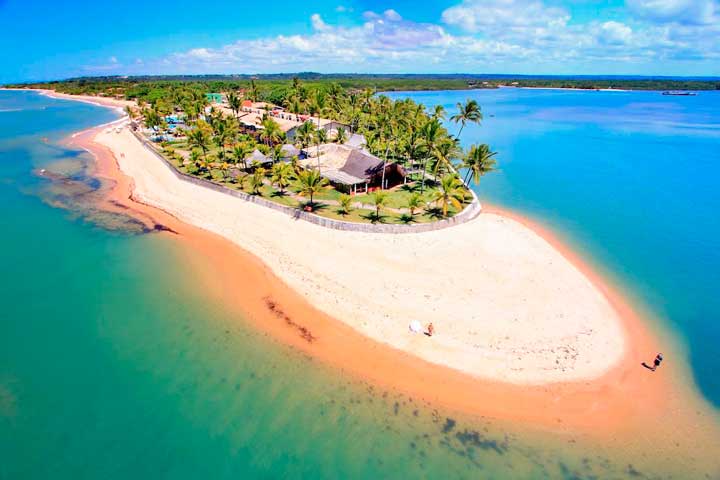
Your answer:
(302, 144), (405, 193)
(280, 144), (301, 160)
(246, 149), (271, 166)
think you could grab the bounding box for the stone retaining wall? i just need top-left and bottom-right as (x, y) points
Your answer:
(130, 129), (482, 234)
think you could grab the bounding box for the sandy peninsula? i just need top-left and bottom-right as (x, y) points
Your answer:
(90, 122), (628, 385)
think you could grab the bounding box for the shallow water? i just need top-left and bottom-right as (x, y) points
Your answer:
(1, 90), (718, 479)
(388, 88), (720, 411)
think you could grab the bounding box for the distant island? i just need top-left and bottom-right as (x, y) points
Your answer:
(6, 73), (720, 95)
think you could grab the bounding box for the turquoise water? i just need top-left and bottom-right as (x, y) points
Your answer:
(388, 88), (720, 410)
(1, 90), (718, 479)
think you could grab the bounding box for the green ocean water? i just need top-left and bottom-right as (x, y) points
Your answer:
(0, 90), (717, 479)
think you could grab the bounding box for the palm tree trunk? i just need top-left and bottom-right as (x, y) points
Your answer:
(456, 123), (465, 140)
(381, 143), (390, 190)
(420, 157), (429, 193)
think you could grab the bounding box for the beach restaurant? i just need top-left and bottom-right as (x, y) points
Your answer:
(304, 144), (405, 194)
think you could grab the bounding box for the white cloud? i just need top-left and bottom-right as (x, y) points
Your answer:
(626, 0), (718, 25)
(441, 0), (570, 33)
(96, 7), (719, 76)
(311, 13), (330, 32)
(597, 21), (633, 45)
(383, 9), (402, 22)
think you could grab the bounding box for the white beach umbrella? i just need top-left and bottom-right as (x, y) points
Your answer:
(409, 320), (422, 333)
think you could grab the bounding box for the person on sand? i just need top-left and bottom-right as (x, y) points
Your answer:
(425, 323), (435, 337)
(643, 352), (664, 371)
(653, 353), (663, 371)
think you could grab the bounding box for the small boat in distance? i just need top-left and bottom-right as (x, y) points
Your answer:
(662, 91), (697, 96)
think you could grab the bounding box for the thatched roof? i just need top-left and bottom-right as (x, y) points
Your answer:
(280, 144), (300, 159)
(246, 149), (271, 165)
(303, 144), (388, 185)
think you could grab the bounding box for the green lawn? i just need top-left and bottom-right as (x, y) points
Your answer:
(164, 149), (468, 225)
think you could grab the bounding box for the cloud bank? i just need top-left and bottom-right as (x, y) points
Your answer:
(93, 0), (720, 75)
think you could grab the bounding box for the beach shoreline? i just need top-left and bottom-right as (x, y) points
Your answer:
(43, 90), (720, 447)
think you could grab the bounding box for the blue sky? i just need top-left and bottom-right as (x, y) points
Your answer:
(1, 0), (718, 83)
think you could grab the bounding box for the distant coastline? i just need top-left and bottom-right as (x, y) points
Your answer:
(4, 73), (719, 94)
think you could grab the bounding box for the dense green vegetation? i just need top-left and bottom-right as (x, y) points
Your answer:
(7, 73), (719, 100)
(91, 76), (498, 224)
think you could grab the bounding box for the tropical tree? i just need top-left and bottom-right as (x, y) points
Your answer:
(249, 167), (266, 195)
(187, 127), (211, 162)
(249, 79), (260, 102)
(295, 121), (315, 149)
(314, 128), (328, 169)
(431, 174), (466, 217)
(310, 91), (327, 130)
(371, 190), (389, 218)
(232, 142), (255, 169)
(338, 194), (353, 215)
(431, 104), (446, 120)
(213, 119), (237, 157)
(418, 119), (444, 192)
(295, 169), (329, 208)
(145, 108), (163, 130)
(259, 117), (284, 146)
(227, 92), (242, 124)
(271, 162), (294, 193)
(449, 99), (482, 141)
(462, 144), (497, 186)
(335, 127), (348, 144)
(431, 137), (461, 177)
(218, 161), (231, 181)
(406, 192), (424, 216)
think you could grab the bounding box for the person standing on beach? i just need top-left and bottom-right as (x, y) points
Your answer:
(653, 353), (663, 371)
(426, 323), (435, 337)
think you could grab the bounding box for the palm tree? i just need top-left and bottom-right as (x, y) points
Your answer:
(187, 127), (211, 162)
(259, 117), (283, 146)
(213, 119), (236, 157)
(371, 190), (388, 218)
(270, 144), (284, 165)
(189, 150), (201, 167)
(295, 169), (328, 208)
(249, 167), (266, 195)
(219, 161), (231, 181)
(431, 105), (446, 120)
(406, 192), (424, 216)
(419, 119), (444, 192)
(338, 194), (353, 216)
(232, 142), (254, 170)
(271, 162), (294, 193)
(449, 99), (482, 141)
(431, 174), (466, 217)
(227, 92), (242, 124)
(295, 121), (315, 150)
(249, 79), (260, 102)
(145, 108), (163, 131)
(432, 137), (461, 177)
(335, 127), (348, 144)
(314, 128), (328, 169)
(462, 144), (498, 186)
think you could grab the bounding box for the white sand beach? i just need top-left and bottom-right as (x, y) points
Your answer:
(95, 126), (626, 385)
